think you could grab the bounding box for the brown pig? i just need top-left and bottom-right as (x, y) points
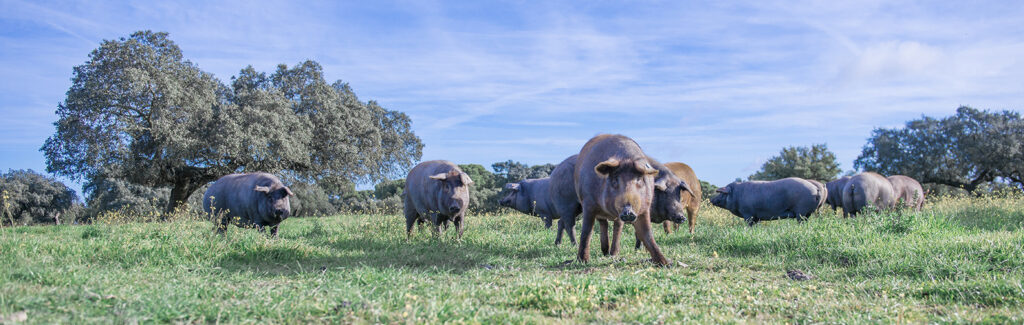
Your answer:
(665, 162), (702, 234)
(633, 159), (695, 250)
(574, 134), (667, 265)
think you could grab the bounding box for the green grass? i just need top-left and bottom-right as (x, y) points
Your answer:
(2, 195), (1023, 323)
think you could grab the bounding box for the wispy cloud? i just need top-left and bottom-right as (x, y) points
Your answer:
(1, 0), (1022, 188)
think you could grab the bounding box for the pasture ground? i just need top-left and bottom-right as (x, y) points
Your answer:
(1, 195), (1023, 323)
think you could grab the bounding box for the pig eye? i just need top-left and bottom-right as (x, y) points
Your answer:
(609, 178), (619, 188)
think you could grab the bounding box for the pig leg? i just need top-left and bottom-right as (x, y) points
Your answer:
(270, 225), (279, 238)
(635, 212), (669, 266)
(609, 219), (622, 256)
(554, 217), (566, 246)
(554, 203), (579, 245)
(429, 213), (442, 237)
(454, 214), (464, 239)
(686, 205), (697, 234)
(566, 217), (577, 245)
(598, 219), (610, 256)
(576, 207), (596, 263)
(215, 215), (229, 234)
(405, 217), (415, 239)
(543, 215), (553, 229)
(663, 221), (673, 234)
(404, 202), (419, 238)
(405, 215), (418, 239)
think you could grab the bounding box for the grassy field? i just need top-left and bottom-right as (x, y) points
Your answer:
(2, 195), (1023, 324)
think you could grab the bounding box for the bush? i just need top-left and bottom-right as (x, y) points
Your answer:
(83, 177), (170, 222)
(288, 182), (337, 217)
(0, 169), (81, 226)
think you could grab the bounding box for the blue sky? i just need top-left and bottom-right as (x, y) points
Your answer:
(2, 1), (1023, 194)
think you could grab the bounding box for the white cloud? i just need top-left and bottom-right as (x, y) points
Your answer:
(2, 0), (1023, 188)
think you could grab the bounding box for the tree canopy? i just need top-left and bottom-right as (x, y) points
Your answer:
(491, 160), (556, 186)
(749, 144), (841, 182)
(42, 31), (422, 213)
(854, 106), (1023, 192)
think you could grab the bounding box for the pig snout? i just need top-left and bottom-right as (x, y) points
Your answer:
(619, 204), (637, 223)
(448, 201), (462, 212)
(670, 213), (687, 224)
(274, 208), (288, 218)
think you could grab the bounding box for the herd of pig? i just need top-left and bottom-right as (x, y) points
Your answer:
(201, 134), (926, 266)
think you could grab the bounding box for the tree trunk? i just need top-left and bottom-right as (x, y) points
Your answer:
(164, 178), (206, 216)
(161, 166), (224, 217)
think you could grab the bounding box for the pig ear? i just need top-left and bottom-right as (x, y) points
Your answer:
(679, 180), (694, 195)
(653, 178), (668, 191)
(636, 161), (659, 176)
(254, 185), (271, 193)
(504, 183), (520, 191)
(283, 187), (295, 197)
(461, 173), (474, 186)
(715, 186), (729, 194)
(594, 158), (619, 177)
(428, 173), (448, 180)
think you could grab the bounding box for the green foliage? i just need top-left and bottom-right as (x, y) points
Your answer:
(373, 179), (405, 200)
(2, 195), (1023, 323)
(41, 31), (422, 213)
(491, 160), (530, 186)
(458, 164), (506, 214)
(457, 164), (497, 189)
(749, 143), (841, 182)
(287, 182), (337, 217)
(491, 160), (554, 185)
(527, 164), (556, 179)
(333, 190), (402, 215)
(699, 180), (718, 200)
(83, 177), (169, 222)
(855, 106), (1024, 192)
(0, 169), (80, 226)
